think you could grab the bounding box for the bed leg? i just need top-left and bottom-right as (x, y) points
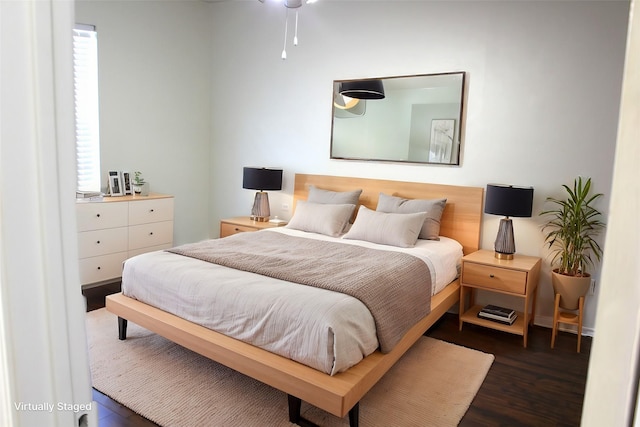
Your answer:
(287, 394), (359, 427)
(348, 402), (359, 427)
(287, 394), (302, 424)
(118, 317), (128, 340)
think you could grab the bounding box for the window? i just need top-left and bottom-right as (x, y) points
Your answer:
(73, 24), (101, 192)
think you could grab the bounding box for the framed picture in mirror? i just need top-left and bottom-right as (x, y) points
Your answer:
(428, 119), (455, 163)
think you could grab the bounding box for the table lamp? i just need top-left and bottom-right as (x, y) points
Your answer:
(484, 184), (534, 260)
(242, 167), (283, 222)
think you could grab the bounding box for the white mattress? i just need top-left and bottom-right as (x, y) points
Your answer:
(121, 228), (462, 375)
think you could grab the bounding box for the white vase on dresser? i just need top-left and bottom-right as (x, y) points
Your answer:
(76, 193), (174, 287)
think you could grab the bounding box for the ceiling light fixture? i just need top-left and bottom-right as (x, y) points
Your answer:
(258, 0), (318, 60)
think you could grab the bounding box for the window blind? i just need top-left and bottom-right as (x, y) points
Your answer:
(73, 24), (101, 192)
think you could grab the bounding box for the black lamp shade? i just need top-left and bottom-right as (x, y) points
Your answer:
(339, 79), (385, 100)
(242, 167), (283, 191)
(484, 184), (534, 218)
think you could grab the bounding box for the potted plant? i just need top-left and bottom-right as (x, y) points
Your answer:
(540, 177), (606, 309)
(132, 171), (149, 196)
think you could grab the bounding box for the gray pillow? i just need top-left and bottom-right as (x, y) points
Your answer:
(308, 185), (362, 206)
(343, 206), (428, 248)
(376, 193), (447, 240)
(286, 201), (356, 237)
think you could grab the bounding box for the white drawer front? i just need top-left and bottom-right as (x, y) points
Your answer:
(77, 227), (128, 259)
(129, 198), (174, 225)
(77, 202), (128, 231)
(128, 221), (173, 250)
(78, 252), (128, 285)
(128, 243), (172, 258)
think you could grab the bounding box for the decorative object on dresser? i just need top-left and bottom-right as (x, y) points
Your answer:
(459, 249), (541, 347)
(107, 170), (124, 196)
(132, 171), (149, 196)
(121, 171), (132, 195)
(540, 177), (606, 352)
(242, 167), (283, 222)
(484, 184), (534, 260)
(76, 193), (174, 287)
(76, 190), (103, 201)
(219, 216), (287, 238)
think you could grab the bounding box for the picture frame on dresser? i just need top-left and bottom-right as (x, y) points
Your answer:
(108, 170), (124, 196)
(121, 171), (132, 195)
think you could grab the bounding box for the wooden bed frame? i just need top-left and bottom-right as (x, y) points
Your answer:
(106, 174), (484, 426)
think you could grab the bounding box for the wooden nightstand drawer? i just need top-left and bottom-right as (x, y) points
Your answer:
(463, 262), (527, 294)
(219, 217), (286, 238)
(220, 222), (257, 237)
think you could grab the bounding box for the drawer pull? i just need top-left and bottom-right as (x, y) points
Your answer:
(149, 232), (154, 236)
(97, 266), (101, 270)
(96, 213), (101, 218)
(96, 240), (101, 244)
(489, 274), (495, 278)
(150, 209), (155, 213)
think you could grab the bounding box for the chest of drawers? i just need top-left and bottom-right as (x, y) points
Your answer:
(77, 193), (174, 287)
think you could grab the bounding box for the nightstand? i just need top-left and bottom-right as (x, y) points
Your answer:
(219, 216), (287, 238)
(459, 249), (541, 347)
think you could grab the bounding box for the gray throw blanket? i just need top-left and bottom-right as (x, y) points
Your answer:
(167, 231), (432, 352)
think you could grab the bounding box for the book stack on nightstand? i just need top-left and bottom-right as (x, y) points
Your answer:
(478, 305), (518, 325)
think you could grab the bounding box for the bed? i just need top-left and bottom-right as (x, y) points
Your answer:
(106, 174), (484, 426)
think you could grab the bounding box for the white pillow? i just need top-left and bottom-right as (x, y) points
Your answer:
(286, 201), (356, 237)
(376, 193), (447, 240)
(343, 206), (428, 248)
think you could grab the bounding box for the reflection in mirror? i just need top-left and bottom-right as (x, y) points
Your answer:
(330, 72), (466, 165)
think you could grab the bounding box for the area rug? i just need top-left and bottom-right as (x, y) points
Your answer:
(86, 308), (494, 426)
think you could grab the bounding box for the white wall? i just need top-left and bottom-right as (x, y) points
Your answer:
(76, 0), (213, 245)
(208, 0), (629, 332)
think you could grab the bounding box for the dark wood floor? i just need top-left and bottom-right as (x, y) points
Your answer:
(84, 284), (590, 427)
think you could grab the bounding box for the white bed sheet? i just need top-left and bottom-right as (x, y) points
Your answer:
(121, 228), (462, 375)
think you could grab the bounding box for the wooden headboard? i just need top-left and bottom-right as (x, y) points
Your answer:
(293, 174), (484, 255)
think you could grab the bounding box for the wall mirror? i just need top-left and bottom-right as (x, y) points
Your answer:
(330, 72), (466, 165)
